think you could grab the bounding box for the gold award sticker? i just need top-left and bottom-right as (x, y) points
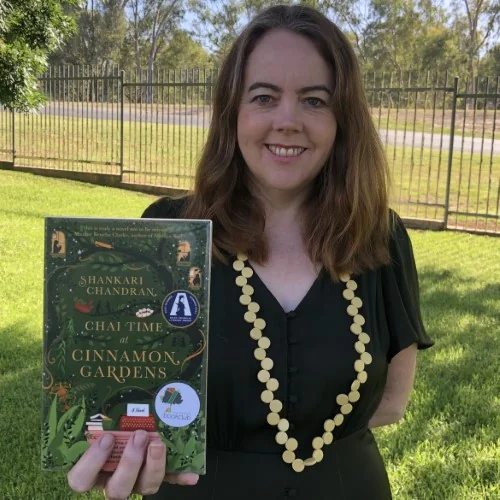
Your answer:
(162, 290), (200, 328)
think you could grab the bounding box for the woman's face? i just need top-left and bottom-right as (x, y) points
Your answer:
(237, 29), (337, 200)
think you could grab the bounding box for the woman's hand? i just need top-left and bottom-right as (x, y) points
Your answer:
(67, 431), (199, 499)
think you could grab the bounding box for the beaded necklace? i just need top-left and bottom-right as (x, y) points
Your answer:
(233, 252), (372, 472)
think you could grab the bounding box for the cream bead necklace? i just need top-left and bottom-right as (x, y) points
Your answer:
(233, 253), (372, 473)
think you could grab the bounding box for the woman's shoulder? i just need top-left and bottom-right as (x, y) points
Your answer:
(141, 195), (191, 219)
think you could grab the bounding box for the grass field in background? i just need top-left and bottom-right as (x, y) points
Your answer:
(0, 170), (499, 499)
(0, 112), (497, 230)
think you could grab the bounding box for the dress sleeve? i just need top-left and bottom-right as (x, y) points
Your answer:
(381, 211), (434, 361)
(141, 196), (187, 219)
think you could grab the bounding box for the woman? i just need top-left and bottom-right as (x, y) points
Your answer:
(67, 5), (433, 499)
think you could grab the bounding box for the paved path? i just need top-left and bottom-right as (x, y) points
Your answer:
(37, 104), (500, 155)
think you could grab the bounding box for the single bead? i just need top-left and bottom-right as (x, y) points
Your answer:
(304, 457), (317, 466)
(336, 394), (349, 406)
(339, 273), (350, 282)
(266, 378), (279, 392)
(233, 260), (245, 271)
(322, 432), (334, 445)
(351, 380), (361, 392)
(282, 450), (295, 463)
(347, 305), (358, 316)
(276, 431), (288, 445)
(351, 297), (363, 308)
(312, 437), (324, 449)
(357, 371), (368, 383)
(312, 449), (324, 462)
(257, 370), (270, 383)
(242, 284), (254, 295)
(353, 314), (366, 325)
(236, 252), (248, 261)
(258, 337), (271, 349)
(354, 360), (365, 372)
(239, 294), (251, 305)
(334, 414), (344, 426)
(241, 267), (254, 278)
(341, 403), (353, 415)
(350, 323), (362, 335)
(235, 275), (247, 287)
(278, 419), (289, 432)
(244, 311), (257, 323)
(270, 399), (283, 413)
(343, 289), (355, 300)
(261, 358), (273, 370)
(267, 412), (280, 426)
(250, 328), (262, 340)
(292, 459), (305, 472)
(324, 419), (335, 432)
(346, 280), (358, 291)
(254, 348), (266, 360)
(349, 391), (361, 403)
(261, 390), (274, 403)
(248, 302), (260, 313)
(359, 332), (371, 344)
(361, 352), (373, 365)
(285, 438), (298, 451)
(354, 341), (365, 353)
(254, 318), (266, 330)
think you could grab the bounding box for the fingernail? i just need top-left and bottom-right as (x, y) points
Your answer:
(133, 430), (148, 447)
(149, 443), (165, 459)
(100, 433), (114, 450)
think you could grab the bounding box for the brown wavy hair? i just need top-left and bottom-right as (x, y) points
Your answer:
(183, 4), (392, 280)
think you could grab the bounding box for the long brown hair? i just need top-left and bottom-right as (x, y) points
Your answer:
(183, 4), (392, 280)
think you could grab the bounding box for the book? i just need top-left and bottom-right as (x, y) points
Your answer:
(41, 216), (212, 474)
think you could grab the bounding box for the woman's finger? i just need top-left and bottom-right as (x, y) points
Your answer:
(134, 442), (167, 495)
(164, 472), (200, 485)
(104, 430), (150, 500)
(67, 434), (115, 493)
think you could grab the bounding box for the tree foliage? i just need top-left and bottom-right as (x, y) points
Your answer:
(0, 0), (77, 111)
(40, 0), (500, 82)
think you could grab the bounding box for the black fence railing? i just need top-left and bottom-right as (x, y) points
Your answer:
(0, 67), (498, 234)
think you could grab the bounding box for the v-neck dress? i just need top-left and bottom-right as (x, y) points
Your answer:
(141, 197), (434, 500)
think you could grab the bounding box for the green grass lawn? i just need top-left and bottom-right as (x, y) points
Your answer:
(0, 170), (499, 499)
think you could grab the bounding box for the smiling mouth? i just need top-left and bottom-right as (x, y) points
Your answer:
(265, 144), (307, 157)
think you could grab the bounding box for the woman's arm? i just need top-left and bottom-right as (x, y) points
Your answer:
(368, 343), (418, 428)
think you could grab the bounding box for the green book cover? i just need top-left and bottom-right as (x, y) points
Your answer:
(41, 216), (212, 474)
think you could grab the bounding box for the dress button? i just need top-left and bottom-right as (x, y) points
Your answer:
(286, 311), (296, 319)
(289, 423), (295, 431)
(289, 395), (298, 404)
(285, 488), (297, 497)
(288, 366), (298, 374)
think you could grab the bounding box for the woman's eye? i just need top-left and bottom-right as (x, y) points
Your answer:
(253, 95), (273, 104)
(305, 97), (324, 107)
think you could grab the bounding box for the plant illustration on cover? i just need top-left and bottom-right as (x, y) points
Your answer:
(42, 218), (211, 473)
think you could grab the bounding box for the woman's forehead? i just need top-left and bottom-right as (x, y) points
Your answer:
(244, 30), (331, 88)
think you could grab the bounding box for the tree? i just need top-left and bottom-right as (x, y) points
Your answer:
(0, 0), (77, 111)
(452, 0), (500, 83)
(50, 0), (128, 69)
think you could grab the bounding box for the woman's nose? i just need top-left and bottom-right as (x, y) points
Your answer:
(272, 101), (303, 133)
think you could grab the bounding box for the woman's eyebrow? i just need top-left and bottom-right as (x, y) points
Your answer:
(247, 82), (332, 95)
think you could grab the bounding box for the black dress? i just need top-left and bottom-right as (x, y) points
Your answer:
(142, 197), (434, 500)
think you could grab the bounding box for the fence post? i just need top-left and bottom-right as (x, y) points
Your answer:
(11, 109), (15, 165)
(119, 70), (125, 180)
(443, 76), (459, 228)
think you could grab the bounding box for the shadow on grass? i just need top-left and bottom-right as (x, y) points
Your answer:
(377, 266), (499, 496)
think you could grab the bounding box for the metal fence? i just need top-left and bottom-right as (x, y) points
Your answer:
(0, 67), (499, 234)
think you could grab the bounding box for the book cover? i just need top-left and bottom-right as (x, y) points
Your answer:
(41, 216), (212, 474)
